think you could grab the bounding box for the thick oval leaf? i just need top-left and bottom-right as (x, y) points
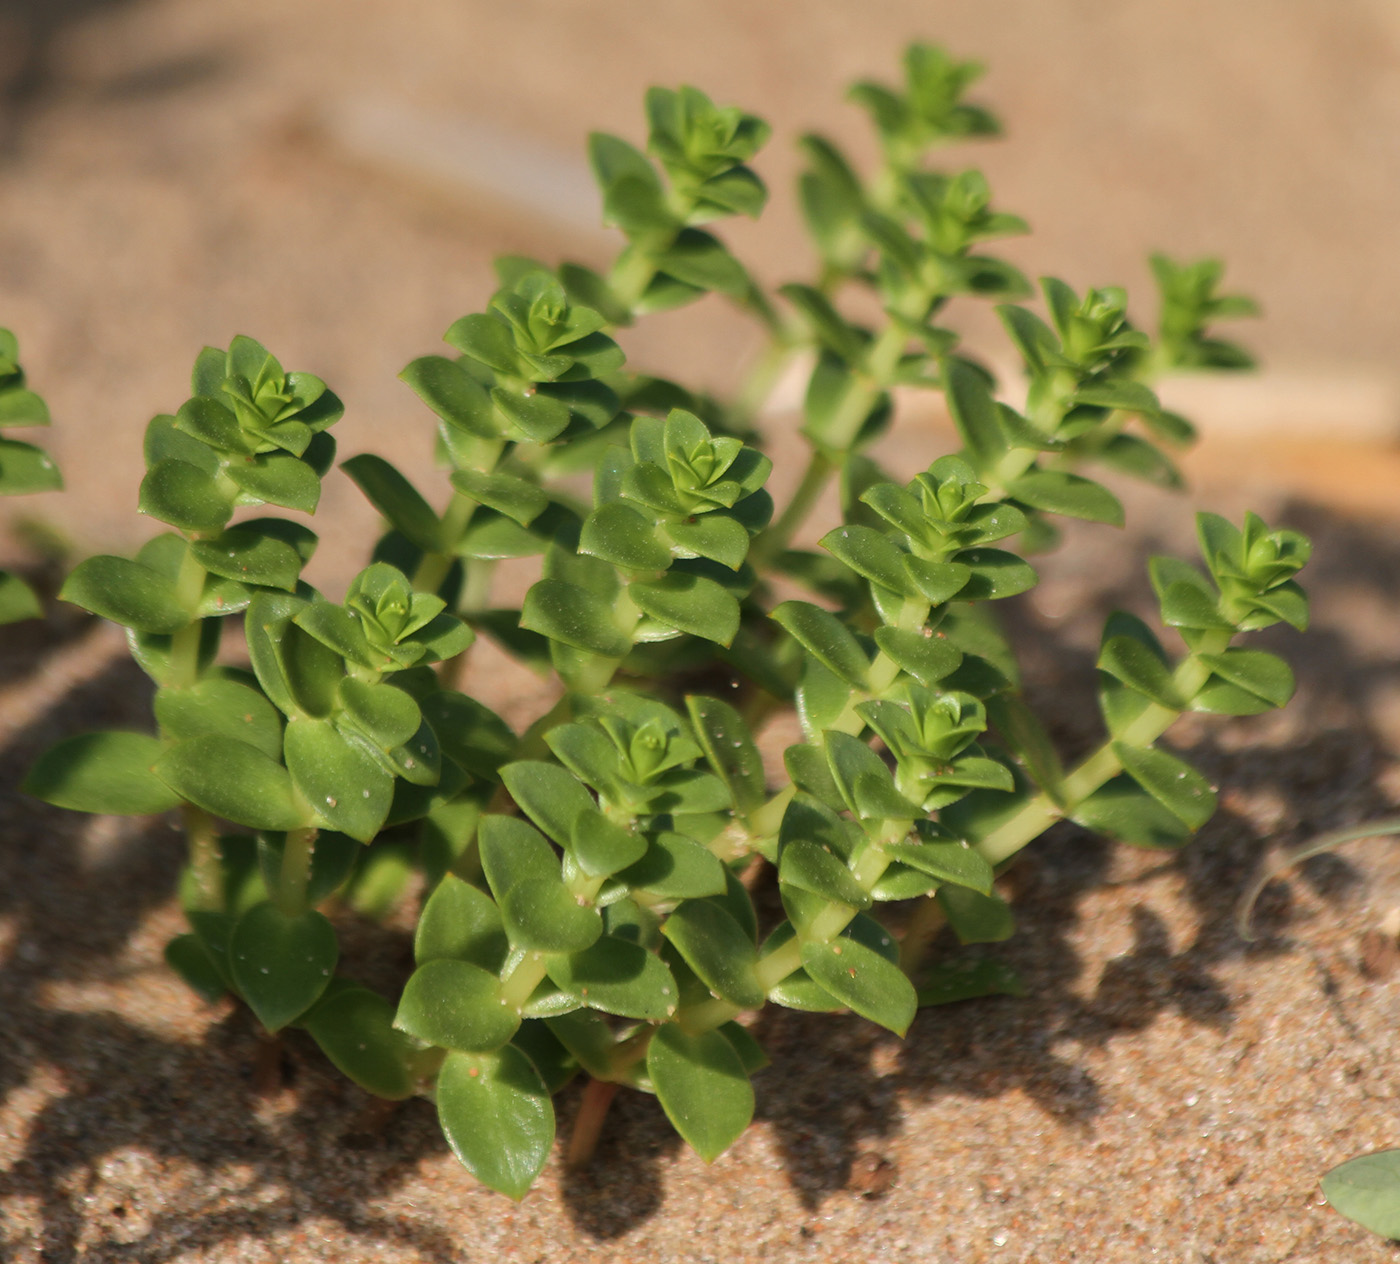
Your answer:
(1006, 470), (1124, 526)
(341, 454), (441, 552)
(437, 1046), (554, 1201)
(163, 932), (227, 1003)
(779, 839), (871, 909)
(138, 458), (232, 532)
(478, 814), (560, 901)
(499, 760), (594, 847)
(916, 958), (1026, 1008)
(395, 958), (519, 1051)
(616, 831), (727, 900)
(629, 573), (740, 647)
(820, 524), (916, 595)
(571, 810), (647, 877)
(1321, 1150), (1400, 1240)
(521, 578), (631, 658)
(648, 1024), (754, 1163)
(224, 452), (322, 513)
(229, 902), (338, 1032)
(451, 467), (549, 527)
(154, 678), (283, 761)
(338, 678), (421, 748)
(501, 879), (603, 953)
(1112, 741), (1217, 830)
(60, 555), (190, 633)
(546, 936), (678, 1020)
(936, 884), (1016, 944)
(415, 874), (509, 970)
(1097, 635), (1182, 709)
(191, 522), (316, 593)
(800, 936), (917, 1035)
(1197, 648), (1294, 709)
(155, 736), (306, 831)
(873, 627), (963, 687)
(885, 838), (994, 893)
(283, 718), (393, 843)
(400, 354), (496, 440)
(665, 514), (750, 570)
(954, 549), (1037, 601)
(662, 900), (764, 1008)
(1071, 774), (1194, 848)
(771, 600), (869, 687)
(685, 695), (765, 812)
(24, 731), (179, 815)
(303, 985), (420, 1099)
(580, 502), (671, 571)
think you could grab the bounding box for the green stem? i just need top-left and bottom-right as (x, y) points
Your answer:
(413, 490), (478, 595)
(733, 335), (799, 425)
(182, 805), (223, 913)
(500, 950), (550, 1011)
(276, 826), (318, 915)
(168, 545), (209, 689)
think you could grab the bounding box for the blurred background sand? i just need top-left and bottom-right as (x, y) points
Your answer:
(2, 0), (1399, 580)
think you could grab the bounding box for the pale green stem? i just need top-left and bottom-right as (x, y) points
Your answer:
(500, 951), (550, 1011)
(413, 489), (479, 595)
(167, 545), (209, 690)
(276, 826), (319, 915)
(182, 805), (224, 913)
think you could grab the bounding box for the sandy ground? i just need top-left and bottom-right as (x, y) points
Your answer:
(4, 2), (1400, 1260)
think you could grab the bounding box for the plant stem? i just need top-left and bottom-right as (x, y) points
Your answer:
(413, 490), (478, 595)
(167, 545), (209, 689)
(183, 804), (223, 913)
(276, 826), (318, 915)
(499, 950), (549, 1010)
(566, 1077), (619, 1169)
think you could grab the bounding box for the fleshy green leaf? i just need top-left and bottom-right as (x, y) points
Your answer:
(1321, 1151), (1400, 1241)
(284, 718), (393, 842)
(395, 958), (519, 1051)
(685, 695), (765, 813)
(24, 732), (180, 815)
(521, 579), (632, 658)
(1071, 774), (1195, 848)
(415, 874), (509, 971)
(229, 902), (337, 1032)
(648, 1023), (754, 1163)
(662, 900), (764, 1007)
(153, 677), (283, 761)
(799, 935), (917, 1035)
(303, 983), (422, 1099)
(342, 454), (441, 552)
(437, 1046), (554, 1201)
(156, 736), (307, 830)
(629, 573), (740, 646)
(771, 600), (869, 687)
(873, 627), (963, 686)
(1006, 470), (1124, 526)
(546, 936), (678, 1020)
(1112, 741), (1217, 830)
(61, 555), (190, 633)
(501, 880), (603, 953)
(937, 884), (1015, 943)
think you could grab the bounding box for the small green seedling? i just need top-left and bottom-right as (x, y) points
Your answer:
(24, 44), (1311, 1199)
(0, 328), (61, 622)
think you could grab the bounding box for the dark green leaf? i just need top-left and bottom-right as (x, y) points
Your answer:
(937, 884), (1015, 943)
(478, 814), (560, 898)
(192, 521), (317, 593)
(451, 468), (549, 528)
(137, 459), (229, 532)
(685, 695), (765, 813)
(415, 874), (509, 971)
(580, 502), (671, 571)
(437, 1046), (554, 1201)
(546, 936), (677, 1020)
(662, 900), (764, 1007)
(616, 831), (727, 900)
(501, 880), (603, 953)
(800, 936), (917, 1035)
(500, 761), (594, 846)
(771, 600), (868, 687)
(400, 354), (496, 439)
(873, 627), (963, 687)
(630, 573), (740, 646)
(396, 958), (519, 1051)
(61, 555), (190, 633)
(164, 933), (227, 1003)
(1006, 470), (1124, 526)
(648, 1023), (754, 1163)
(1112, 742), (1217, 830)
(885, 838), (993, 893)
(1071, 774), (1195, 848)
(342, 454), (441, 552)
(956, 549), (1037, 601)
(284, 718), (393, 842)
(156, 736), (306, 830)
(154, 677), (283, 761)
(229, 902), (337, 1032)
(1098, 635), (1182, 709)
(521, 579), (632, 658)
(24, 731), (179, 815)
(1197, 648), (1294, 708)
(916, 958), (1025, 1007)
(571, 810), (647, 877)
(779, 839), (871, 909)
(303, 985), (420, 1099)
(664, 514), (750, 571)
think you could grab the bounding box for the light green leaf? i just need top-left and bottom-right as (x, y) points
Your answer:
(936, 884), (1015, 943)
(779, 839), (870, 909)
(451, 468), (549, 527)
(771, 600), (868, 687)
(1113, 741), (1217, 831)
(685, 695), (765, 813)
(1007, 470), (1124, 525)
(1098, 635), (1182, 709)
(415, 874), (509, 971)
(154, 677), (283, 761)
(579, 502), (671, 571)
(284, 718), (393, 842)
(617, 831), (727, 900)
(662, 900), (764, 1008)
(873, 627), (962, 687)
(61, 555), (190, 634)
(138, 459), (231, 532)
(501, 879), (603, 953)
(499, 761), (594, 847)
(1071, 774), (1195, 848)
(521, 579), (632, 658)
(1321, 1150), (1400, 1241)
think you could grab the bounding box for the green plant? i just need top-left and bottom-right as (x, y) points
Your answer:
(23, 44), (1311, 1200)
(0, 328), (61, 622)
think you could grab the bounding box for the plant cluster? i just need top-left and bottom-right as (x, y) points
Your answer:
(22, 45), (1310, 1199)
